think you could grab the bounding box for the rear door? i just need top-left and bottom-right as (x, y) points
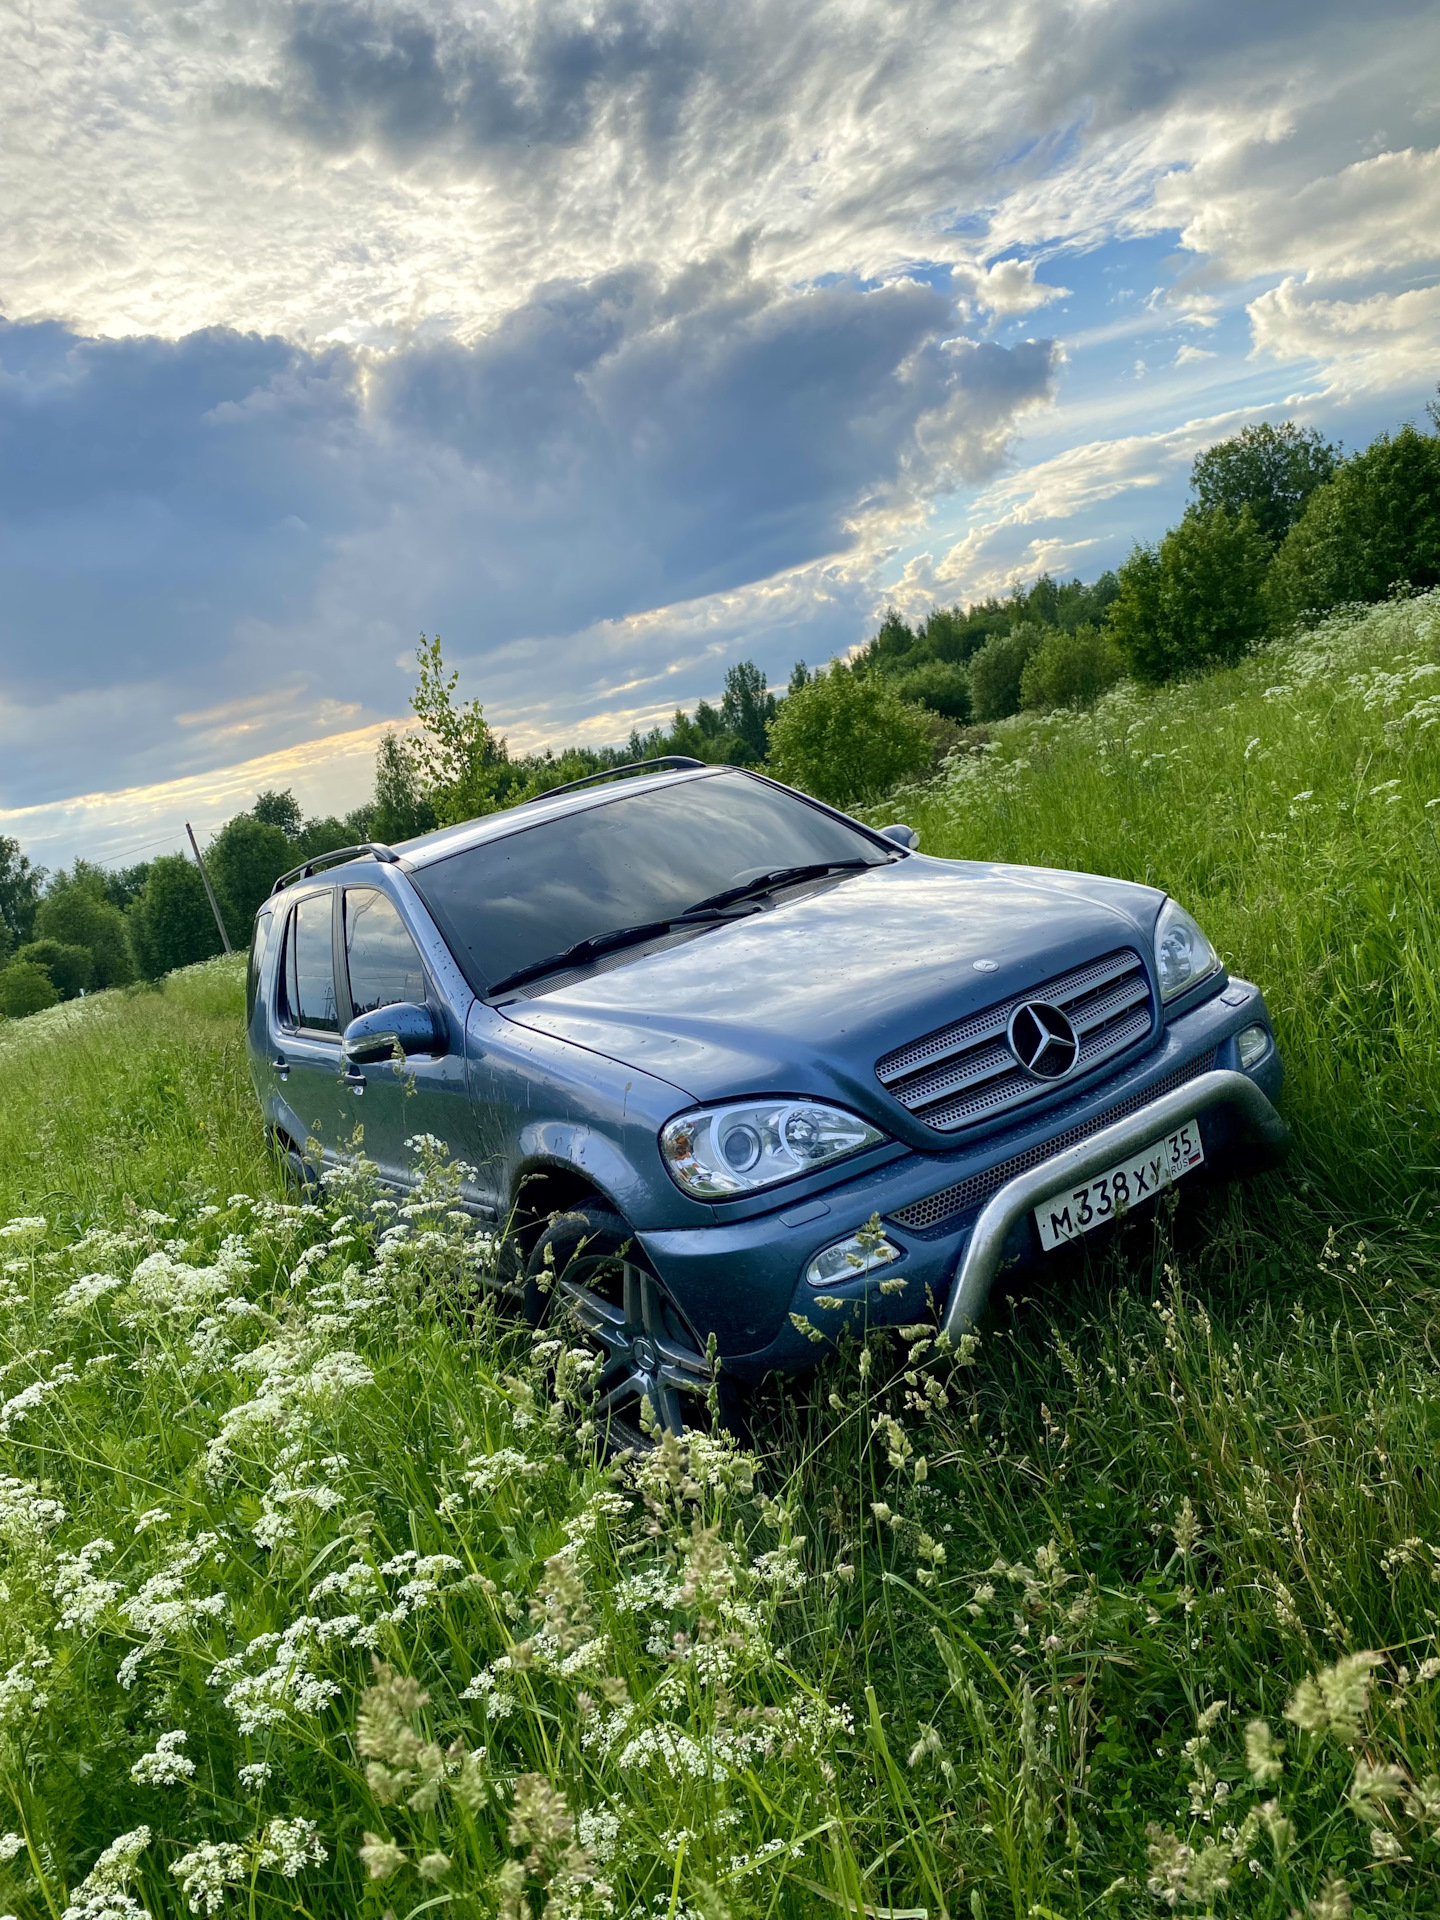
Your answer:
(271, 888), (354, 1163)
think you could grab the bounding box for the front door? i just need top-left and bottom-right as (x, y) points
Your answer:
(337, 885), (484, 1207)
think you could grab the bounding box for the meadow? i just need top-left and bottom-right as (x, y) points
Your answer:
(1, 593), (1439, 1920)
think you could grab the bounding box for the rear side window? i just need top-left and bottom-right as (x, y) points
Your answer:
(283, 892), (340, 1034)
(344, 890), (428, 1015)
(247, 908), (273, 1022)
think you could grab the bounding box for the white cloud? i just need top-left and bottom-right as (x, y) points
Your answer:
(1249, 276), (1440, 396)
(970, 258), (1072, 318)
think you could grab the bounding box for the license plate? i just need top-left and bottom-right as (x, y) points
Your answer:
(1034, 1122), (1205, 1250)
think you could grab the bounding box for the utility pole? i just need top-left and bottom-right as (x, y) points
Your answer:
(186, 822), (233, 955)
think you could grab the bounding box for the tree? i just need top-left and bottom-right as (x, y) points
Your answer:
(889, 658), (972, 721)
(408, 633), (511, 826)
(1191, 422), (1338, 547)
(1108, 507), (1272, 686)
(206, 815), (294, 942)
(34, 869), (134, 988)
(370, 731), (438, 844)
(0, 917), (10, 968)
(16, 941), (93, 999)
(252, 789), (304, 837)
(1264, 424), (1440, 628)
(128, 856), (223, 980)
(765, 663), (933, 808)
(868, 610), (917, 665)
(1019, 625), (1126, 711)
(0, 960), (59, 1019)
(0, 837), (44, 946)
(719, 661), (777, 763)
(968, 624), (1044, 721)
(102, 864), (151, 911)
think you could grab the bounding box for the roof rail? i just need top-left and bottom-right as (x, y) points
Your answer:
(513, 756), (709, 807)
(270, 842), (400, 896)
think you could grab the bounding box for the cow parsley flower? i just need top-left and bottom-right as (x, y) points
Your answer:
(130, 1729), (195, 1787)
(256, 1818), (326, 1875)
(171, 1842), (247, 1915)
(59, 1826), (151, 1920)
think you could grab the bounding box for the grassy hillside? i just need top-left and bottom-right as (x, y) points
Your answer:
(1, 597), (1439, 1919)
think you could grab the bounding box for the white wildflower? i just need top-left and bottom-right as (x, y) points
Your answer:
(54, 1541), (122, 1631)
(0, 1477), (66, 1541)
(256, 1818), (326, 1875)
(577, 1808), (620, 1862)
(130, 1729), (195, 1787)
(0, 1364), (76, 1436)
(55, 1273), (124, 1316)
(171, 1842), (247, 1915)
(60, 1826), (151, 1920)
(237, 1763), (271, 1791)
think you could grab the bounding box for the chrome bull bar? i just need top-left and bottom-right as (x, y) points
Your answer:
(937, 1068), (1288, 1340)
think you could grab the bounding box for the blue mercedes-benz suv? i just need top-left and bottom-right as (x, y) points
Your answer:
(244, 758), (1285, 1440)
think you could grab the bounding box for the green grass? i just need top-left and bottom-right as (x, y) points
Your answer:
(2, 597), (1440, 1919)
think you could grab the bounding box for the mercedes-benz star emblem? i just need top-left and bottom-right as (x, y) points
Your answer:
(1007, 999), (1080, 1079)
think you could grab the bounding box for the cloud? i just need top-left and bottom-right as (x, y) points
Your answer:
(0, 265), (1056, 805)
(909, 403), (1315, 603)
(1248, 276), (1440, 396)
(971, 258), (1072, 318)
(216, 0), (718, 162)
(1174, 344), (1216, 365)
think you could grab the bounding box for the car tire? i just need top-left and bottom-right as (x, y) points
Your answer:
(523, 1202), (742, 1449)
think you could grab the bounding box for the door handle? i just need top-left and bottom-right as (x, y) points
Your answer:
(271, 1054), (290, 1082)
(343, 1065), (366, 1096)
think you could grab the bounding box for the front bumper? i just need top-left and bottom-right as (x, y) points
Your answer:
(639, 976), (1285, 1380)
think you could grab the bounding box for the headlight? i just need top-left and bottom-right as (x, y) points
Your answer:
(1154, 898), (1220, 1003)
(660, 1100), (886, 1198)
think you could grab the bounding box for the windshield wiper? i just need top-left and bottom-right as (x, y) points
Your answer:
(683, 859), (880, 916)
(485, 905), (758, 998)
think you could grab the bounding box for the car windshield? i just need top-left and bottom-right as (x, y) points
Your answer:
(409, 773), (890, 995)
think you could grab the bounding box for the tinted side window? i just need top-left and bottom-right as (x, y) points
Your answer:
(247, 908), (273, 1022)
(344, 890), (428, 1015)
(284, 893), (340, 1034)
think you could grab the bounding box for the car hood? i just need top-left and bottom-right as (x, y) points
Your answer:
(497, 856), (1166, 1132)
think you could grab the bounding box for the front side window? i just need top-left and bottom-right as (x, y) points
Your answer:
(410, 771), (889, 994)
(283, 891), (340, 1034)
(345, 889), (429, 1014)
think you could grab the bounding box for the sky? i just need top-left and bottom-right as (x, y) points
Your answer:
(2, 0), (1438, 870)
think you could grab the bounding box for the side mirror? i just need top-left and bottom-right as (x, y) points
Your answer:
(342, 1002), (443, 1064)
(880, 824), (918, 850)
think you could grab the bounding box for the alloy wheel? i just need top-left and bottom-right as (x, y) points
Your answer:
(526, 1207), (728, 1447)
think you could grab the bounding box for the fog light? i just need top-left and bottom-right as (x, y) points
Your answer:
(1237, 1023), (1270, 1070)
(805, 1229), (903, 1289)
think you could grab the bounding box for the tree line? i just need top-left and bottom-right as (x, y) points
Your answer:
(2, 395), (1437, 1013)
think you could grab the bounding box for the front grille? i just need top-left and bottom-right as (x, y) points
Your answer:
(876, 948), (1152, 1133)
(887, 1051), (1215, 1238)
